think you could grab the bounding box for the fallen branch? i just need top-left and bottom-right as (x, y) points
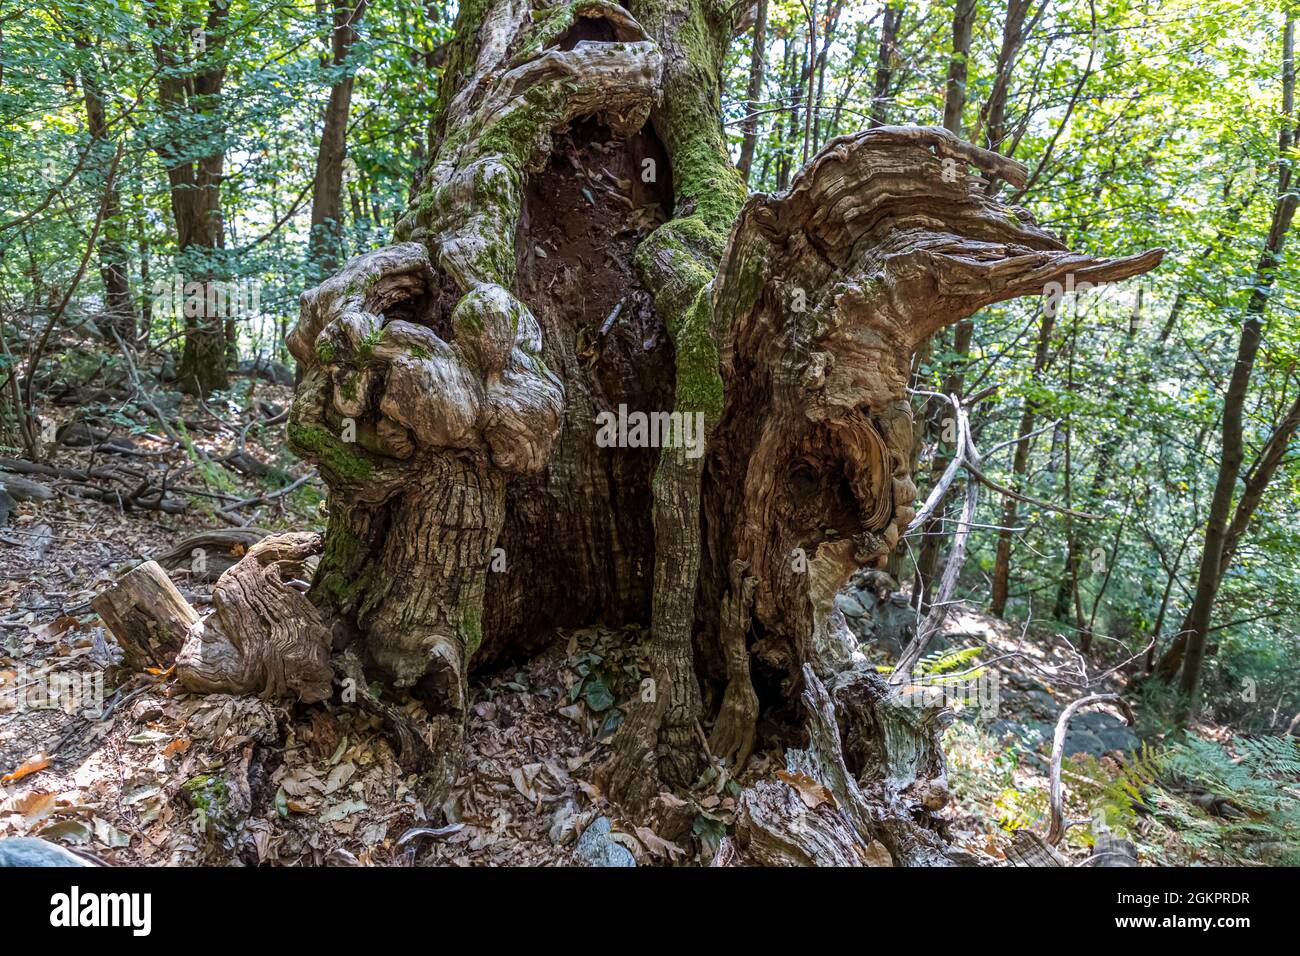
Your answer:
(1047, 692), (1135, 846)
(219, 470), (316, 515)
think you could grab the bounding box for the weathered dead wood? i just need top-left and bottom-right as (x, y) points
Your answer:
(153, 527), (274, 581)
(0, 455), (187, 514)
(93, 535), (333, 703)
(59, 482), (188, 514)
(176, 532), (333, 703)
(691, 125), (1164, 806)
(728, 665), (958, 866)
(730, 666), (881, 866)
(0, 470), (55, 501)
(1047, 692), (1134, 845)
(91, 560), (200, 671)
(1089, 821), (1139, 867)
(1006, 830), (1069, 867)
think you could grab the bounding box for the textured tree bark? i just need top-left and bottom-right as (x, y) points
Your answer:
(175, 533), (334, 703)
(92, 560), (199, 672)
(93, 536), (334, 703)
(154, 0), (1163, 851)
(284, 0), (662, 802)
(679, 128), (1159, 824)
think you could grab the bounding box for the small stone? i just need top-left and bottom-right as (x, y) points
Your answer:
(574, 816), (635, 867)
(0, 837), (97, 867)
(834, 591), (868, 619)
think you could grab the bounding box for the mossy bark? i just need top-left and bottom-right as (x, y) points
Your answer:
(284, 0), (661, 804)
(268, 0), (1164, 842)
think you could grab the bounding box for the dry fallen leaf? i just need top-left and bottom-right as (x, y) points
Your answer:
(29, 616), (76, 643)
(93, 817), (132, 849)
(635, 825), (685, 861)
(324, 761), (356, 794)
(775, 769), (838, 810)
(862, 839), (893, 867)
(14, 790), (57, 824)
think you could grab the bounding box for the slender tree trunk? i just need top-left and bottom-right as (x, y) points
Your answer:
(989, 300), (1055, 616)
(868, 3), (904, 127)
(943, 0), (978, 133)
(149, 0), (230, 397)
(736, 0), (767, 183)
(977, 0), (1032, 160)
(308, 0), (368, 278)
(1155, 20), (1299, 720)
(75, 37), (134, 342)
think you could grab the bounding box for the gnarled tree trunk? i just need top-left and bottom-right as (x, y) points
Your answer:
(164, 0), (1161, 851)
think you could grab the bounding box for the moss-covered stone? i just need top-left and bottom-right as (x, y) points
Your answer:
(182, 772), (246, 850)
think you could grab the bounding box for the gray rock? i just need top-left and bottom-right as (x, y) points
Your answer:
(574, 816), (635, 867)
(148, 390), (185, 415)
(834, 591), (868, 619)
(0, 837), (98, 867)
(1021, 690), (1058, 719)
(1005, 672), (1050, 694)
(840, 581), (919, 658)
(1072, 711), (1139, 753)
(985, 710), (1137, 758)
(237, 359), (294, 386)
(1061, 728), (1108, 758)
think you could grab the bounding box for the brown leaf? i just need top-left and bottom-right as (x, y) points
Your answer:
(861, 839), (893, 867)
(634, 825), (685, 861)
(309, 710), (341, 760)
(14, 791), (57, 823)
(29, 616), (76, 643)
(775, 769), (837, 810)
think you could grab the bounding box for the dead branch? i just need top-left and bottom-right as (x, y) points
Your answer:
(1047, 692), (1134, 846)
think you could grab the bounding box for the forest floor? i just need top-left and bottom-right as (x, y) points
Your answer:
(0, 367), (1284, 866)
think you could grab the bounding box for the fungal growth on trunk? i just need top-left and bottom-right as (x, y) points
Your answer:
(105, 0), (1162, 854)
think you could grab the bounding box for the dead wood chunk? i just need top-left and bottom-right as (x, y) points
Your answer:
(1092, 831), (1138, 867)
(733, 779), (868, 867)
(1006, 830), (1070, 867)
(222, 449), (272, 478)
(0, 471), (56, 502)
(91, 559), (200, 671)
(154, 527), (272, 582)
(176, 532), (333, 703)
